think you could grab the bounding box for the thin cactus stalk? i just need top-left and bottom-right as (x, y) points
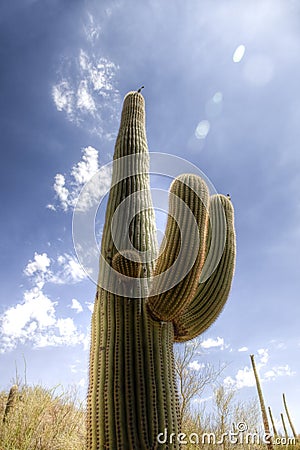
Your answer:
(281, 412), (289, 440)
(282, 393), (297, 439)
(250, 354), (274, 450)
(86, 91), (236, 449)
(3, 384), (18, 423)
(268, 406), (278, 438)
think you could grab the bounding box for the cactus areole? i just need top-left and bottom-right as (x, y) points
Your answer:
(86, 91), (236, 449)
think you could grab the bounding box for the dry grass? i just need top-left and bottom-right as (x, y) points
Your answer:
(0, 383), (299, 450)
(0, 384), (86, 450)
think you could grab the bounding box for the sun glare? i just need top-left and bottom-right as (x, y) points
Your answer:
(233, 44), (246, 63)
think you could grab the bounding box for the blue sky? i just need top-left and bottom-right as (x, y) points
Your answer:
(1, 0), (300, 432)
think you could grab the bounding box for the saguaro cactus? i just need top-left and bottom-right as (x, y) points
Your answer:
(2, 384), (18, 423)
(268, 406), (278, 438)
(86, 91), (236, 449)
(250, 354), (274, 450)
(282, 393), (297, 440)
(281, 412), (289, 440)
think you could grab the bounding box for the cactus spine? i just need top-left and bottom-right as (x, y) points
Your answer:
(250, 354), (274, 450)
(87, 91), (236, 449)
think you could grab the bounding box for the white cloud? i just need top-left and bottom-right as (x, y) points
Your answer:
(52, 39), (120, 137)
(24, 251), (87, 286)
(24, 252), (51, 277)
(52, 80), (74, 115)
(201, 337), (225, 350)
(264, 365), (295, 380)
(0, 283), (87, 353)
(257, 348), (269, 365)
(224, 347), (295, 391)
(74, 163), (112, 212)
(235, 366), (256, 388)
(238, 346), (248, 352)
(53, 174), (70, 212)
(71, 146), (99, 185)
(1, 287), (56, 340)
(85, 301), (94, 313)
(76, 80), (96, 113)
(49, 146), (111, 213)
(56, 318), (77, 336)
(83, 12), (101, 45)
(188, 360), (204, 371)
(56, 253), (87, 283)
(224, 366), (255, 389)
(0, 250), (88, 351)
(71, 298), (83, 313)
(35, 328), (85, 349)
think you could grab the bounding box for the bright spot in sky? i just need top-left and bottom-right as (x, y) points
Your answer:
(195, 120), (210, 139)
(205, 91), (223, 118)
(233, 44), (246, 63)
(213, 92), (223, 103)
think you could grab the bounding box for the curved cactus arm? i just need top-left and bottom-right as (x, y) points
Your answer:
(147, 173), (210, 321)
(173, 194), (236, 342)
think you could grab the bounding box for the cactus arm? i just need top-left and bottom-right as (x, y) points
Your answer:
(250, 354), (274, 450)
(147, 173), (210, 321)
(173, 194), (236, 342)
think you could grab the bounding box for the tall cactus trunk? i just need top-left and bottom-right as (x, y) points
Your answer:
(250, 354), (273, 450)
(86, 93), (179, 449)
(282, 393), (297, 439)
(86, 92), (236, 449)
(268, 406), (278, 438)
(281, 412), (289, 440)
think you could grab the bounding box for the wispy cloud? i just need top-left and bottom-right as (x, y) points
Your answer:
(23, 251), (87, 286)
(257, 347), (269, 365)
(84, 12), (101, 45)
(224, 347), (295, 390)
(264, 365), (295, 380)
(50, 253), (86, 284)
(52, 15), (121, 137)
(48, 145), (112, 212)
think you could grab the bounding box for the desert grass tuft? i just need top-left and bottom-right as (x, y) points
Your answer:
(0, 384), (86, 450)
